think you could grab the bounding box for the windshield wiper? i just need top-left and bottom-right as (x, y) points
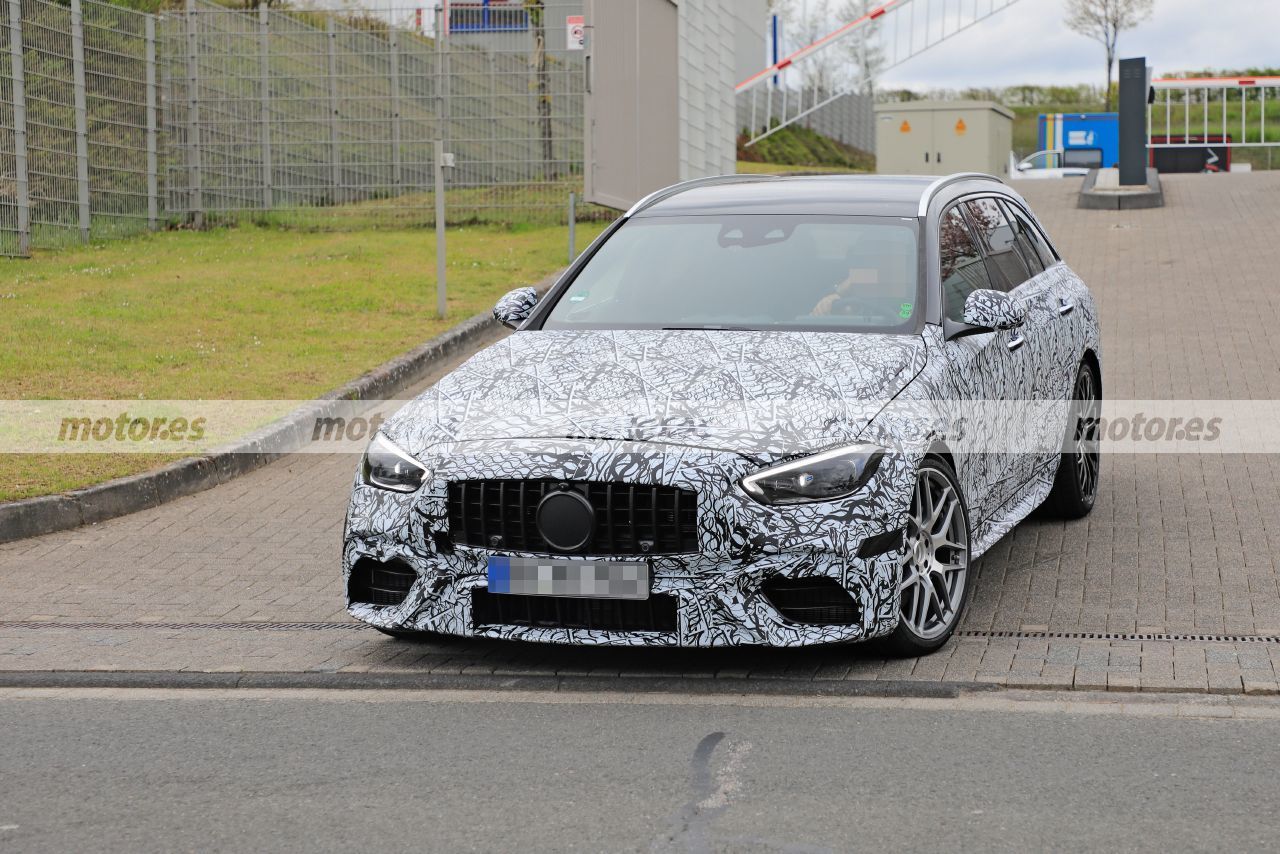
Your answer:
(660, 324), (759, 332)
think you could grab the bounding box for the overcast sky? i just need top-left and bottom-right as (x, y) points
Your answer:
(870, 0), (1279, 90)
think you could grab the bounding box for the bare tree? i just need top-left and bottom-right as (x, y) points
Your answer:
(777, 0), (847, 94)
(1064, 0), (1154, 111)
(838, 0), (885, 97)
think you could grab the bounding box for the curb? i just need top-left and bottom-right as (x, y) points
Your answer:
(0, 271), (560, 545)
(0, 669), (990, 698)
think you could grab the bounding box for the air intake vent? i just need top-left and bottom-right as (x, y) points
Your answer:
(762, 577), (861, 626)
(472, 589), (679, 633)
(447, 480), (698, 555)
(347, 558), (416, 607)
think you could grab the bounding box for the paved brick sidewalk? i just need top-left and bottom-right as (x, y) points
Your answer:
(4, 173), (1280, 694)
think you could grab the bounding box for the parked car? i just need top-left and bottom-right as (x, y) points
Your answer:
(1011, 150), (1091, 180)
(343, 173), (1101, 655)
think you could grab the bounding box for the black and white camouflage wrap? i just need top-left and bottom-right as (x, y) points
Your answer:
(343, 256), (1099, 647)
(962, 288), (1026, 330)
(492, 286), (540, 328)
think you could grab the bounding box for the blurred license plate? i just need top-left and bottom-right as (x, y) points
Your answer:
(487, 556), (649, 600)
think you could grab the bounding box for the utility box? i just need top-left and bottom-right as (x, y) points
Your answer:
(874, 101), (1014, 176)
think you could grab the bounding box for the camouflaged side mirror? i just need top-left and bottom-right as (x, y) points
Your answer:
(493, 287), (539, 330)
(962, 289), (1026, 332)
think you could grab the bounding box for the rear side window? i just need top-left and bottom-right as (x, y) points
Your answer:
(939, 206), (993, 321)
(996, 200), (1044, 277)
(963, 198), (1029, 291)
(1002, 200), (1058, 270)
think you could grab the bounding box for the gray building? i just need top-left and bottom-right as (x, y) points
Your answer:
(584, 0), (766, 210)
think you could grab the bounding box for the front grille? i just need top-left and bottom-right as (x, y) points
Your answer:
(762, 577), (862, 626)
(472, 589), (679, 633)
(347, 558), (416, 607)
(447, 480), (698, 555)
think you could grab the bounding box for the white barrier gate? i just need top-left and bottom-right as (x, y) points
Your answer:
(1148, 76), (1280, 159)
(736, 0), (1024, 147)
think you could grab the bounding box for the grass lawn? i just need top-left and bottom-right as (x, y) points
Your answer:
(0, 220), (607, 501)
(736, 161), (862, 174)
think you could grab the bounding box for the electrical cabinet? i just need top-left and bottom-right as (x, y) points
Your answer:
(874, 101), (1014, 177)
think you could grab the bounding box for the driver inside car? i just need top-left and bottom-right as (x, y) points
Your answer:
(812, 243), (902, 317)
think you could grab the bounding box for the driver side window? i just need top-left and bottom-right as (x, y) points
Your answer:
(940, 206), (994, 321)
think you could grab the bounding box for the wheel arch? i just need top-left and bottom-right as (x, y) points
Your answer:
(925, 440), (957, 475)
(1081, 348), (1101, 389)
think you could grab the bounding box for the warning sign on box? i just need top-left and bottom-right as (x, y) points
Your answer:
(566, 15), (585, 50)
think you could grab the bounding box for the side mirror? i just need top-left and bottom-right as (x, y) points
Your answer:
(493, 287), (539, 330)
(952, 289), (1026, 336)
(964, 289), (1026, 330)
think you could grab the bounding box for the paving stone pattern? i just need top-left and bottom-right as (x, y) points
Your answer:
(4, 173), (1280, 694)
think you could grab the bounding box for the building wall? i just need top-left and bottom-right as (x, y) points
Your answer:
(677, 0), (766, 180)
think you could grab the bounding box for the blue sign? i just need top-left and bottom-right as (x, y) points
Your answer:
(1039, 113), (1119, 169)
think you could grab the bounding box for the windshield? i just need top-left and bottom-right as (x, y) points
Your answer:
(540, 215), (921, 333)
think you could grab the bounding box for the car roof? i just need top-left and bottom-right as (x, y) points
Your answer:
(630, 173), (1017, 219)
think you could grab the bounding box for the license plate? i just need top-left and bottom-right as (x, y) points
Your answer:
(486, 556), (649, 600)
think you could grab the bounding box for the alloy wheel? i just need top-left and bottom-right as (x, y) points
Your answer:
(899, 466), (970, 640)
(1072, 367), (1101, 502)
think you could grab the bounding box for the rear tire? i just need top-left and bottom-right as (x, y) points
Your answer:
(1044, 360), (1101, 519)
(882, 454), (973, 657)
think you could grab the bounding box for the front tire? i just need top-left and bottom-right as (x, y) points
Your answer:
(884, 454), (973, 657)
(1044, 360), (1101, 519)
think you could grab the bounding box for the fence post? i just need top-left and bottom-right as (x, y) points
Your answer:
(258, 4), (272, 209)
(184, 0), (203, 228)
(388, 29), (402, 188)
(434, 139), (446, 319)
(326, 17), (340, 205)
(567, 192), (575, 264)
(6, 0), (28, 255)
(70, 0), (91, 242)
(435, 5), (450, 152)
(145, 15), (158, 230)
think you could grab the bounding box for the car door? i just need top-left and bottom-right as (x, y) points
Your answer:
(935, 202), (1037, 524)
(994, 197), (1076, 473)
(962, 196), (1061, 487)
(1001, 198), (1078, 401)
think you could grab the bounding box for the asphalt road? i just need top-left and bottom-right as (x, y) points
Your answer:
(2, 688), (1277, 853)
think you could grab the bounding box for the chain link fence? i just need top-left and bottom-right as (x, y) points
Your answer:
(0, 0), (591, 256)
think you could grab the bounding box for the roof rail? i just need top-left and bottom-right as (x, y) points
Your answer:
(625, 174), (776, 218)
(917, 172), (1003, 216)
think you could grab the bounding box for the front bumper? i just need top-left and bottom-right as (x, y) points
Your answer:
(342, 438), (915, 647)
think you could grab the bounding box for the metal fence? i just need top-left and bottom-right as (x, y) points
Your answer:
(0, 0), (158, 254)
(0, 0), (590, 256)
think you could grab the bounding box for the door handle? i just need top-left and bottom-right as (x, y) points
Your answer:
(1057, 299), (1075, 316)
(925, 152), (930, 163)
(1006, 334), (1026, 352)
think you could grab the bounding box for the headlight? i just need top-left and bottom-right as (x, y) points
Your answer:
(361, 433), (429, 493)
(741, 445), (883, 505)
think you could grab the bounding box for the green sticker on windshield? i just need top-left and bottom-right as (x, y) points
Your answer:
(898, 302), (914, 319)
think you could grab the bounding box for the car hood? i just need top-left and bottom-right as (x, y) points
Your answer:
(383, 329), (927, 462)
